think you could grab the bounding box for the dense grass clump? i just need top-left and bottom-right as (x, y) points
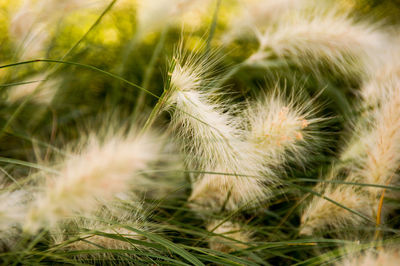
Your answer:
(1, 0), (400, 265)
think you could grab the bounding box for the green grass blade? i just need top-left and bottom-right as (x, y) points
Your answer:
(121, 226), (205, 266)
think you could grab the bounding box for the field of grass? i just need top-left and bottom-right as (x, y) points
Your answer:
(1, 0), (400, 265)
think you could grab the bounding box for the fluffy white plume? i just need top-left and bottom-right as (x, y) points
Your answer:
(245, 89), (323, 166)
(0, 177), (31, 251)
(338, 249), (400, 266)
(54, 201), (150, 258)
(24, 131), (162, 233)
(165, 46), (276, 213)
(0, 190), (27, 232)
(300, 182), (374, 235)
(301, 49), (400, 235)
(246, 8), (385, 76)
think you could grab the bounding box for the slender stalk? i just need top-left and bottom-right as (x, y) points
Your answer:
(212, 63), (244, 88)
(139, 60), (176, 135)
(132, 26), (169, 120)
(0, 80), (46, 88)
(205, 0), (222, 55)
(0, 59), (157, 98)
(59, 0), (118, 62)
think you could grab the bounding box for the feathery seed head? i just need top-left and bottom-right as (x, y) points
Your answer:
(353, 78), (400, 197)
(166, 44), (277, 213)
(53, 200), (151, 258)
(246, 89), (324, 165)
(302, 75), (400, 235)
(188, 167), (269, 214)
(0, 189), (27, 227)
(361, 46), (400, 106)
(24, 131), (162, 233)
(246, 8), (385, 77)
(170, 61), (203, 93)
(167, 44), (222, 96)
(0, 178), (31, 251)
(306, 50), (400, 236)
(300, 184), (373, 235)
(206, 220), (251, 253)
(0, 189), (28, 244)
(339, 249), (400, 266)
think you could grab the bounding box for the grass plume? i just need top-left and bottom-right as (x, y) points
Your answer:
(24, 130), (162, 233)
(165, 46), (276, 214)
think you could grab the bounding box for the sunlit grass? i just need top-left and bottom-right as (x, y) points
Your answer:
(0, 0), (400, 265)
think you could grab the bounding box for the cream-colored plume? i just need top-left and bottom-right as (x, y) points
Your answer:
(0, 188), (27, 232)
(0, 177), (31, 251)
(245, 89), (323, 166)
(207, 220), (251, 253)
(246, 8), (384, 77)
(24, 131), (161, 233)
(54, 200), (150, 258)
(300, 182), (373, 235)
(339, 248), (400, 266)
(300, 47), (400, 235)
(165, 46), (276, 213)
